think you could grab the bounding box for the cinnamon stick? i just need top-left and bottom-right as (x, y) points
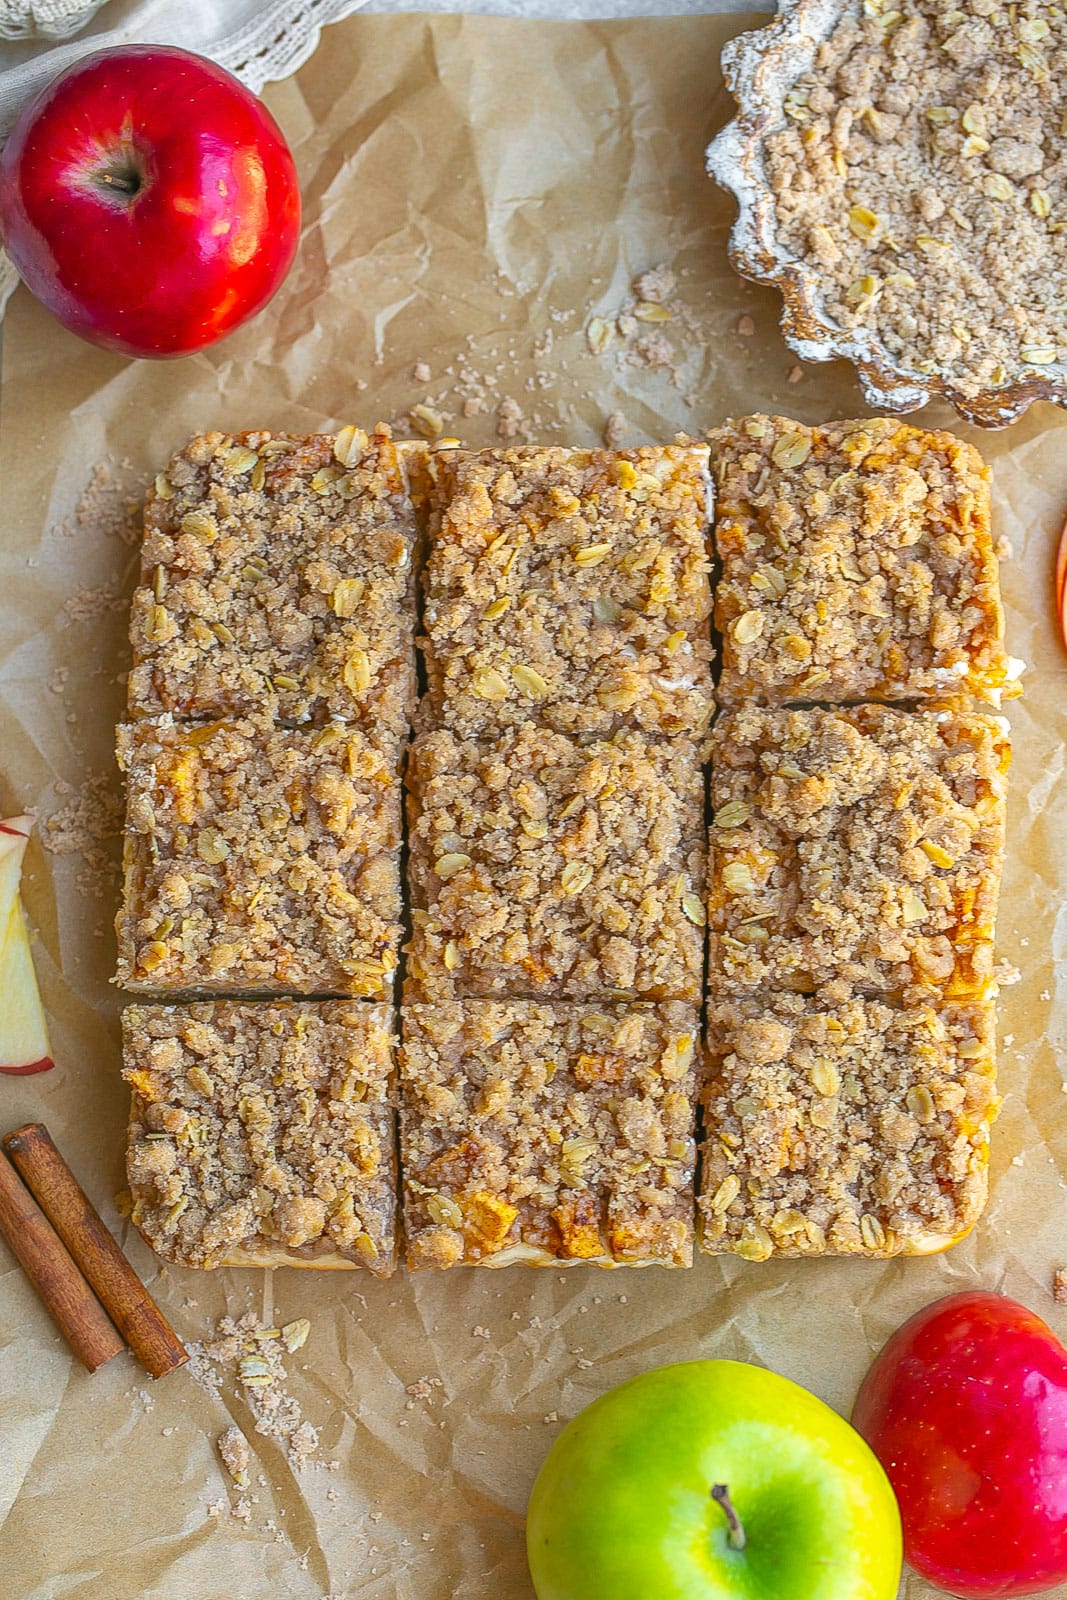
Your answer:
(3, 1122), (187, 1379)
(0, 1147), (124, 1372)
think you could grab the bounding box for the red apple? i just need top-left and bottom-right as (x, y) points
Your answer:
(0, 45), (301, 358)
(852, 1291), (1067, 1598)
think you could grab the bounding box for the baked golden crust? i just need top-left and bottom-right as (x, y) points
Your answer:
(128, 427), (420, 734)
(115, 717), (403, 996)
(698, 989), (998, 1261)
(713, 415), (1012, 706)
(400, 1000), (699, 1269)
(421, 444), (714, 739)
(405, 724), (706, 1003)
(707, 703), (1009, 999)
(123, 1001), (397, 1273)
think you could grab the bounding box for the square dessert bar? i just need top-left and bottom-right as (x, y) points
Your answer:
(698, 990), (998, 1261)
(712, 415), (1014, 706)
(115, 716), (403, 996)
(406, 724), (706, 1002)
(707, 704), (1008, 999)
(400, 999), (699, 1269)
(421, 443), (714, 739)
(123, 1000), (397, 1272)
(128, 425), (422, 733)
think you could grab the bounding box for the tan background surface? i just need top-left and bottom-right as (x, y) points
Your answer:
(0, 12), (1065, 1598)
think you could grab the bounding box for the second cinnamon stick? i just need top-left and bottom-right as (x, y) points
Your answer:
(0, 1148), (123, 1372)
(3, 1122), (187, 1379)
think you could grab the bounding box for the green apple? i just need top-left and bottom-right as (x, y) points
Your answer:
(526, 1360), (901, 1600)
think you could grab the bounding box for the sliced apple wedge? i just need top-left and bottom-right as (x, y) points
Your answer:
(0, 815), (54, 1075)
(0, 814), (33, 920)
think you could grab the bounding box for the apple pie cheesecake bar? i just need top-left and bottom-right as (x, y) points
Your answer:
(713, 416), (1014, 706)
(707, 704), (1009, 1000)
(127, 426), (421, 734)
(421, 444), (714, 739)
(123, 1000), (397, 1272)
(400, 999), (698, 1269)
(698, 990), (998, 1262)
(405, 724), (706, 1002)
(115, 716), (403, 996)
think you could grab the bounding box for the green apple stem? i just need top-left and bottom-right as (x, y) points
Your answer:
(710, 1484), (746, 1551)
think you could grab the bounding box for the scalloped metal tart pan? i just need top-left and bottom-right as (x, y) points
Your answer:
(706, 0), (1067, 429)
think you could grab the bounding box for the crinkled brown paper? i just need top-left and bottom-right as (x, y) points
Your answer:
(0, 13), (1065, 1599)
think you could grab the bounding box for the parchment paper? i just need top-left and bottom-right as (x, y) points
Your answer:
(1, 13), (1065, 1599)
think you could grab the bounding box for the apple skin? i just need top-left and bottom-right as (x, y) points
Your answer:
(0, 45), (300, 358)
(526, 1359), (902, 1600)
(852, 1291), (1067, 1598)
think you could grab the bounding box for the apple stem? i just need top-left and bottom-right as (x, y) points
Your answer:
(710, 1484), (746, 1551)
(97, 170), (140, 196)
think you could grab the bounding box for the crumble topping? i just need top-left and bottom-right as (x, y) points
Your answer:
(128, 426), (420, 733)
(123, 1001), (397, 1271)
(406, 724), (706, 1002)
(699, 989), (998, 1259)
(400, 1000), (698, 1268)
(115, 717), (403, 996)
(712, 415), (1010, 705)
(421, 444), (714, 739)
(708, 704), (1009, 998)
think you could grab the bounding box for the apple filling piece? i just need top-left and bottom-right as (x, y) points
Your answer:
(421, 444), (714, 740)
(123, 1001), (398, 1272)
(399, 1000), (699, 1269)
(115, 716), (403, 996)
(128, 426), (422, 734)
(707, 704), (1009, 1000)
(698, 990), (998, 1261)
(713, 416), (1014, 707)
(405, 724), (706, 1003)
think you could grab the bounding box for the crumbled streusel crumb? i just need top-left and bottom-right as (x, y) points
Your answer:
(1054, 1269), (1067, 1305)
(634, 265), (676, 304)
(218, 1425), (250, 1488)
(496, 397), (523, 439)
(602, 410), (627, 448)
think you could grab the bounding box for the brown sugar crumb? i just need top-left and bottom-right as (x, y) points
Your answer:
(422, 444), (714, 740)
(761, 1), (1067, 399)
(406, 724), (706, 1003)
(115, 717), (402, 996)
(1054, 1269), (1067, 1306)
(712, 415), (1014, 706)
(218, 1425), (250, 1488)
(634, 265), (676, 304)
(708, 704), (1009, 1000)
(699, 989), (998, 1261)
(496, 397), (524, 439)
(602, 410), (627, 449)
(123, 1000), (397, 1272)
(400, 999), (699, 1269)
(127, 426), (421, 734)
